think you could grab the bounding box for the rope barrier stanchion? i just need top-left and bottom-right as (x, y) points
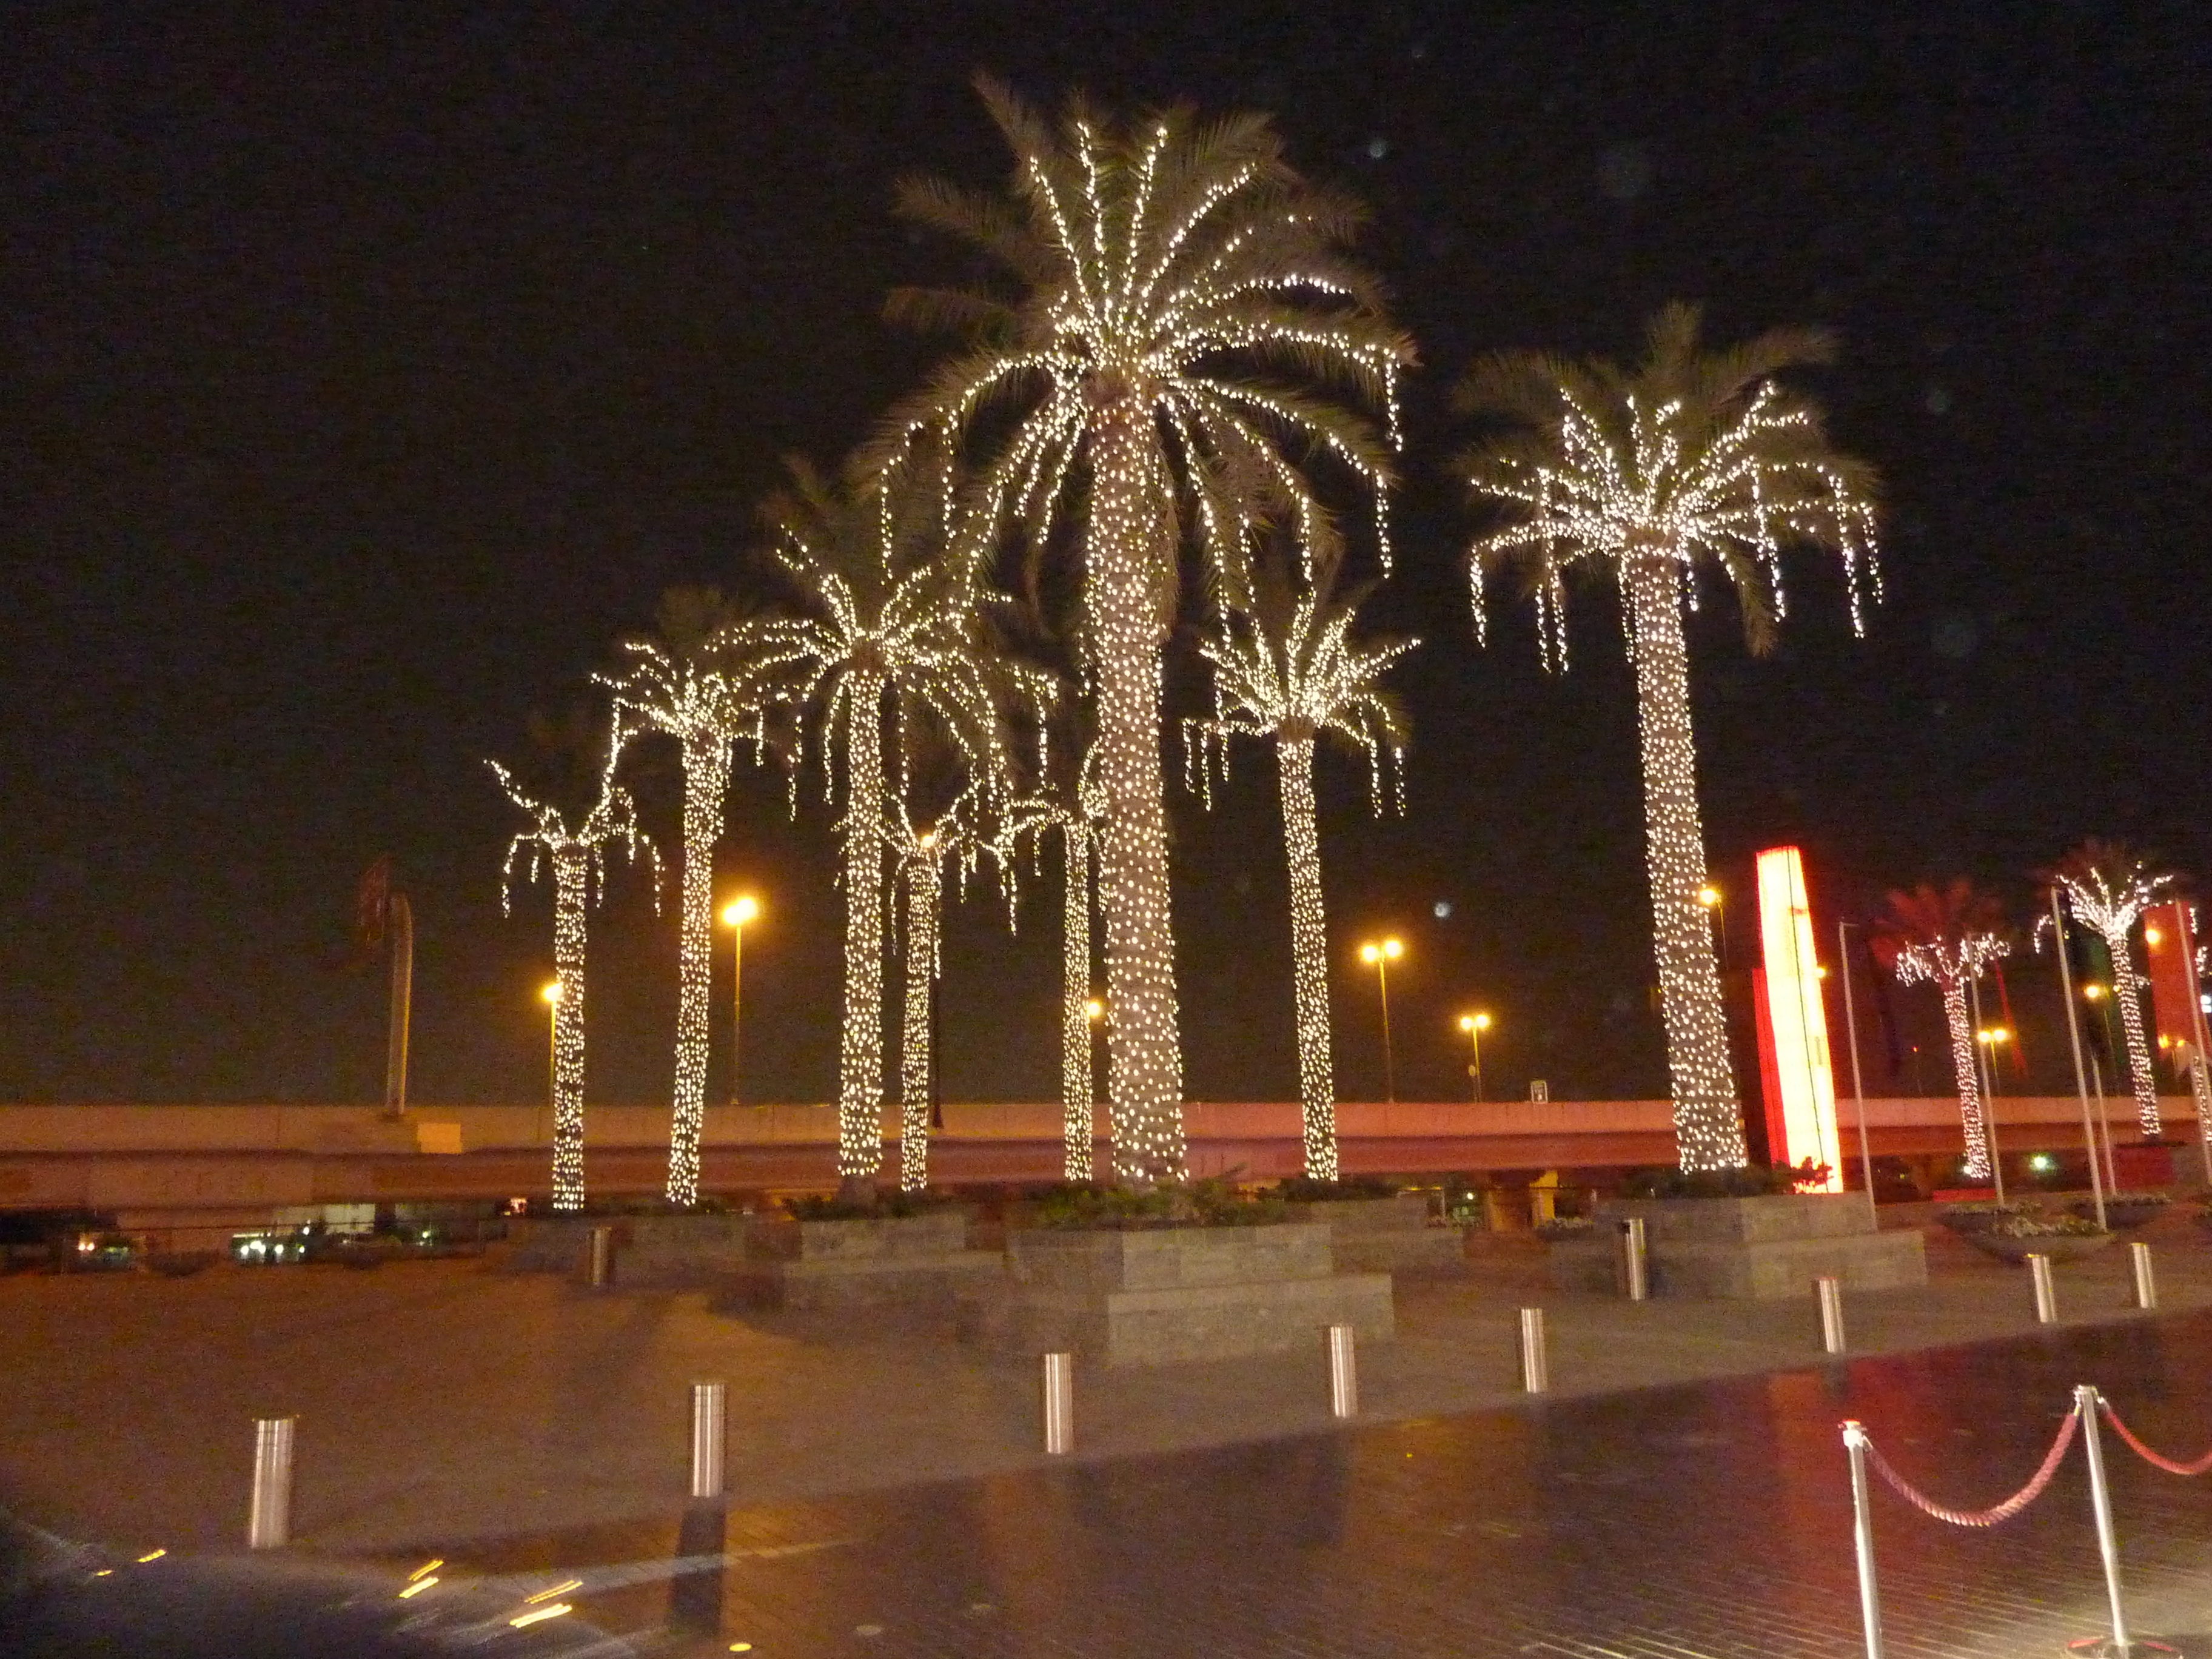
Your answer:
(1840, 1421), (1886, 1659)
(2075, 1384), (2134, 1657)
(2098, 1395), (2212, 1476)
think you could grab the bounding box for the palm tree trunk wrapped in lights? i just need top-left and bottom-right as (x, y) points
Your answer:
(2051, 840), (2176, 1140)
(1624, 553), (1740, 1158)
(897, 842), (944, 1193)
(1460, 304), (1880, 1170)
(1059, 822), (1095, 1182)
(1934, 976), (1991, 1177)
(837, 668), (891, 1179)
(1275, 731), (1338, 1179)
(668, 730), (732, 1199)
(877, 81), (1412, 1184)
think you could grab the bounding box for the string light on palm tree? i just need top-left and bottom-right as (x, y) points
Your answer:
(1460, 304), (1880, 1171)
(2049, 839), (2175, 1140)
(1186, 545), (1415, 1180)
(1874, 880), (2009, 1182)
(880, 79), (1414, 1184)
(1359, 937), (1404, 1103)
(720, 896), (760, 1107)
(1458, 1011), (1493, 1103)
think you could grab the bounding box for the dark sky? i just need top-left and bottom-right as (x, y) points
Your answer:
(4, 1), (2207, 1111)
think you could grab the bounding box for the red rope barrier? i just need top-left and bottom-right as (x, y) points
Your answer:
(1859, 1406), (2080, 1527)
(2098, 1396), (2212, 1476)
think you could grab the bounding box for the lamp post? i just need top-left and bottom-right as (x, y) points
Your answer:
(1976, 1024), (2010, 1204)
(1359, 937), (1404, 1102)
(1698, 883), (1728, 971)
(540, 980), (562, 1110)
(1458, 1012), (1492, 1103)
(720, 895), (759, 1106)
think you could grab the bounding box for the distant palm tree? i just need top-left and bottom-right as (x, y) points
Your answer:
(1871, 880), (2009, 1180)
(599, 586), (773, 1207)
(2050, 840), (2176, 1139)
(886, 782), (993, 1195)
(1459, 303), (1880, 1170)
(877, 78), (1413, 1182)
(490, 712), (660, 1210)
(1188, 546), (1414, 1179)
(738, 458), (1028, 1189)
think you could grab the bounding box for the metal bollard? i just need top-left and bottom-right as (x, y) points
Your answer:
(247, 1416), (295, 1549)
(689, 1381), (726, 1500)
(1327, 1324), (1358, 1419)
(2028, 1252), (2057, 1324)
(586, 1224), (615, 1287)
(2076, 1385), (2133, 1657)
(2130, 1241), (2157, 1311)
(1518, 1307), (1549, 1393)
(1042, 1352), (1074, 1455)
(1839, 1421), (1886, 1659)
(1620, 1216), (1649, 1302)
(1817, 1275), (1847, 1356)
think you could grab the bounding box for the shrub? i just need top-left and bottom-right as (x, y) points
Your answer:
(1272, 1175), (1401, 1202)
(1620, 1159), (1832, 1199)
(785, 1190), (959, 1221)
(1031, 1179), (1290, 1230)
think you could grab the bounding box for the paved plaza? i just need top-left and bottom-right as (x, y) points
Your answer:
(12, 1215), (2212, 1654)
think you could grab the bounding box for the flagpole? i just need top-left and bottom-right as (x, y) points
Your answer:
(1838, 920), (1877, 1228)
(2051, 885), (2104, 1231)
(384, 891), (413, 1118)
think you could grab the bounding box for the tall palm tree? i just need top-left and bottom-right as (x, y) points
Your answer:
(1187, 547), (1413, 1179)
(1871, 880), (2009, 1180)
(886, 784), (993, 1195)
(737, 458), (1023, 1189)
(2051, 840), (2175, 1139)
(1458, 303), (1880, 1170)
(599, 586), (773, 1207)
(877, 79), (1413, 1182)
(489, 712), (660, 1210)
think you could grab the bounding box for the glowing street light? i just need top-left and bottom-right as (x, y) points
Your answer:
(1697, 883), (1729, 971)
(720, 895), (760, 1107)
(1359, 937), (1404, 1102)
(540, 980), (562, 1114)
(1458, 1011), (1493, 1103)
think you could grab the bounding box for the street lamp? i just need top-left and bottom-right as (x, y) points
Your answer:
(1458, 1011), (1492, 1103)
(720, 894), (760, 1106)
(1359, 937), (1404, 1102)
(1697, 883), (1728, 971)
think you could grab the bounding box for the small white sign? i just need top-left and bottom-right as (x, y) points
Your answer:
(1529, 1079), (1549, 1104)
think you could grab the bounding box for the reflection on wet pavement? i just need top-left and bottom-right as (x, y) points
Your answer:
(350, 1313), (2212, 1657)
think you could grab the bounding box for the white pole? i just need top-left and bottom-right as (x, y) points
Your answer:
(1518, 1307), (1549, 1393)
(2076, 1386), (2132, 1657)
(1838, 921), (1878, 1227)
(689, 1381), (727, 1500)
(2182, 905), (2212, 1185)
(1621, 1216), (1649, 1301)
(2051, 887), (2106, 1231)
(1042, 1353), (1074, 1455)
(1818, 1276), (1847, 1355)
(247, 1416), (295, 1549)
(2092, 1053), (2119, 1193)
(2130, 1241), (2157, 1311)
(1327, 1324), (1358, 1418)
(2029, 1253), (2057, 1324)
(1840, 1421), (1886, 1659)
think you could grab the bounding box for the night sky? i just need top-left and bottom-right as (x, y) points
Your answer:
(5, 2), (2207, 1113)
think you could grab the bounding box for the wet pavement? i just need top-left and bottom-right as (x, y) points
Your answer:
(355, 1313), (2212, 1658)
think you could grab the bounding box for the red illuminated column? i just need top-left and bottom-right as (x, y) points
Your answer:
(1754, 847), (1844, 1189)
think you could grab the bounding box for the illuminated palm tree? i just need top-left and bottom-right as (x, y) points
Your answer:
(1187, 548), (1413, 1179)
(2051, 840), (2175, 1139)
(1459, 303), (1880, 1170)
(886, 783), (993, 1195)
(878, 79), (1413, 1182)
(490, 712), (660, 1210)
(1871, 880), (2009, 1180)
(738, 458), (1023, 1189)
(599, 586), (774, 1207)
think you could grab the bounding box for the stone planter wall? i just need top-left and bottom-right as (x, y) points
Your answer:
(1549, 1192), (1927, 1300)
(1293, 1196), (1466, 1275)
(723, 1208), (1001, 1317)
(990, 1222), (1392, 1366)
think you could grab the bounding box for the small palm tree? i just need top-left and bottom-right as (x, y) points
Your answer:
(1187, 546), (1413, 1179)
(2051, 840), (2176, 1139)
(1459, 303), (1880, 1170)
(599, 586), (774, 1207)
(1871, 880), (2009, 1180)
(878, 78), (1414, 1182)
(737, 458), (1025, 1188)
(886, 783), (994, 1195)
(490, 712), (660, 1210)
